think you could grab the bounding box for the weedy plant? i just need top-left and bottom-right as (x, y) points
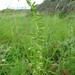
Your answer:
(26, 0), (45, 74)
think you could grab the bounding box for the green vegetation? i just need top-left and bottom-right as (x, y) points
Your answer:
(0, 1), (75, 74)
(0, 10), (75, 75)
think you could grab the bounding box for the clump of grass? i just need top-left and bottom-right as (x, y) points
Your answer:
(0, 44), (11, 75)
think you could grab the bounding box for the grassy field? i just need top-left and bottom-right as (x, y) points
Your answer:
(0, 11), (75, 75)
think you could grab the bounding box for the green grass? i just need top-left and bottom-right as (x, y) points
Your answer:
(0, 12), (75, 75)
